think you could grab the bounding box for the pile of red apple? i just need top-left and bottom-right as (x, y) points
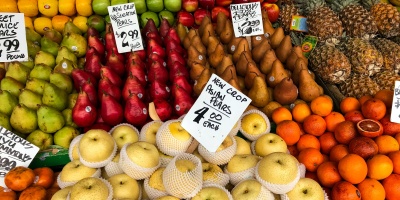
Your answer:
(71, 20), (193, 131)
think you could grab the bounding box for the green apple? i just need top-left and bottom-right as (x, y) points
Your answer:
(78, 129), (116, 164)
(111, 0), (128, 5)
(231, 179), (275, 200)
(158, 10), (175, 26)
(129, 0), (147, 14)
(146, 0), (164, 12)
(70, 177), (111, 199)
(108, 173), (140, 199)
(191, 185), (231, 200)
(285, 178), (325, 200)
(164, 0), (181, 12)
(110, 124), (139, 150)
(254, 133), (288, 157)
(53, 126), (80, 149)
(59, 159), (99, 183)
(92, 0), (111, 16)
(140, 11), (160, 28)
(125, 141), (160, 168)
(87, 15), (106, 33)
(26, 130), (53, 150)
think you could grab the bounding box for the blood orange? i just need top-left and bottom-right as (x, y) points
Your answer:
(357, 119), (383, 138)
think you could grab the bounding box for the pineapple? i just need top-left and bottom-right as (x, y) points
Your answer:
(309, 44), (351, 84)
(338, 38), (383, 76)
(362, 0), (400, 38)
(329, 0), (378, 39)
(338, 73), (381, 99)
(372, 70), (400, 90)
(390, 36), (400, 45)
(279, 3), (300, 33)
(293, 0), (343, 42)
(370, 38), (400, 74)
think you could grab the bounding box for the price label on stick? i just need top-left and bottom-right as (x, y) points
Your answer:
(181, 74), (251, 152)
(0, 126), (40, 188)
(108, 3), (144, 53)
(230, 2), (264, 37)
(391, 81), (400, 123)
(0, 13), (28, 62)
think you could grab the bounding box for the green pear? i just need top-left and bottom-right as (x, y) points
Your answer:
(10, 104), (38, 134)
(19, 89), (42, 110)
(77, 57), (85, 69)
(62, 108), (78, 128)
(20, 57), (35, 70)
(26, 130), (53, 150)
(49, 72), (73, 94)
(27, 40), (41, 58)
(53, 58), (77, 75)
(25, 78), (48, 95)
(0, 90), (18, 116)
(68, 93), (78, 109)
(42, 82), (68, 111)
(25, 27), (42, 46)
(61, 33), (87, 58)
(0, 112), (12, 131)
(30, 64), (53, 81)
(5, 62), (31, 83)
(53, 126), (80, 148)
(37, 105), (65, 133)
(43, 29), (63, 44)
(41, 37), (60, 56)
(63, 21), (82, 36)
(34, 51), (56, 68)
(56, 46), (77, 64)
(0, 77), (24, 97)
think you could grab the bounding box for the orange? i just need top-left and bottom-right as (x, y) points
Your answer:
(297, 134), (320, 152)
(302, 114), (326, 136)
(388, 151), (400, 174)
(334, 120), (357, 144)
(382, 173), (400, 200)
(310, 95), (333, 117)
(367, 154), (393, 180)
(330, 144), (350, 162)
(325, 111), (345, 132)
(361, 98), (387, 121)
(340, 97), (361, 114)
(298, 148), (324, 172)
(317, 161), (342, 188)
(261, 101), (282, 119)
(51, 15), (71, 33)
(357, 119), (383, 138)
(375, 135), (400, 154)
(18, 185), (46, 200)
(396, 133), (400, 145)
(374, 89), (394, 109)
(344, 110), (365, 124)
(331, 181), (361, 200)
(4, 166), (36, 191)
(319, 132), (338, 154)
(32, 167), (54, 189)
(0, 186), (17, 200)
(291, 103), (311, 123)
(271, 107), (292, 124)
(338, 154), (368, 184)
(276, 120), (301, 146)
(358, 95), (373, 106)
(380, 115), (400, 136)
(357, 178), (385, 200)
(305, 171), (319, 182)
(287, 145), (299, 157)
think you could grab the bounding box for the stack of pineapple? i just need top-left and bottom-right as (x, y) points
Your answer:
(279, 0), (400, 98)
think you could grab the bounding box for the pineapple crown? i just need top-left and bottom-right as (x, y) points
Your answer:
(360, 0), (381, 10)
(328, 0), (361, 13)
(293, 0), (327, 15)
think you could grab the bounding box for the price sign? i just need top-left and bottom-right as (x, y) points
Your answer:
(391, 81), (400, 123)
(182, 74), (251, 152)
(0, 126), (39, 188)
(230, 2), (263, 37)
(0, 13), (28, 62)
(108, 3), (143, 53)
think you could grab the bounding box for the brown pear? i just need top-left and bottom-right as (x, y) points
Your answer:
(216, 12), (228, 35)
(261, 8), (275, 36)
(207, 36), (221, 56)
(285, 49), (300, 72)
(259, 49), (278, 75)
(292, 58), (309, 85)
(298, 69), (324, 102)
(187, 45), (207, 68)
(209, 43), (225, 68)
(183, 29), (198, 49)
(266, 59), (289, 88)
(237, 76), (246, 92)
(220, 19), (234, 44)
(273, 77), (298, 105)
(251, 38), (271, 63)
(247, 76), (270, 108)
(194, 68), (212, 96)
(219, 65), (238, 83)
(251, 34), (268, 49)
(233, 38), (250, 63)
(201, 23), (216, 47)
(176, 22), (188, 42)
(293, 46), (308, 65)
(228, 77), (241, 91)
(216, 55), (234, 75)
(198, 16), (212, 36)
(226, 37), (242, 54)
(270, 27), (285, 49)
(244, 62), (264, 89)
(245, 104), (259, 112)
(236, 51), (253, 76)
(190, 62), (206, 80)
(275, 35), (293, 63)
(190, 35), (207, 55)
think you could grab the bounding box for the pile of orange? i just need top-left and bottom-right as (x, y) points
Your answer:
(272, 89), (400, 200)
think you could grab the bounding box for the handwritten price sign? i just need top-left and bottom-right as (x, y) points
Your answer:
(230, 2), (263, 37)
(108, 3), (143, 53)
(391, 81), (400, 123)
(0, 13), (28, 62)
(182, 74), (251, 152)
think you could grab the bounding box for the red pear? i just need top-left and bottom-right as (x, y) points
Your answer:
(84, 123), (112, 133)
(166, 28), (181, 44)
(105, 25), (117, 50)
(100, 92), (124, 126)
(81, 79), (98, 106)
(142, 18), (158, 36)
(105, 49), (125, 76)
(173, 86), (194, 116)
(127, 50), (146, 62)
(86, 27), (100, 37)
(122, 73), (147, 101)
(159, 18), (171, 39)
(100, 67), (123, 87)
(84, 53), (102, 79)
(98, 77), (121, 102)
(88, 35), (105, 57)
(147, 53), (166, 69)
(148, 60), (169, 84)
(167, 50), (186, 67)
(72, 91), (97, 127)
(152, 99), (173, 121)
(169, 61), (189, 80)
(125, 94), (148, 127)
(71, 69), (97, 91)
(146, 31), (163, 45)
(147, 39), (166, 58)
(126, 53), (146, 71)
(127, 60), (147, 86)
(149, 80), (171, 101)
(172, 76), (192, 95)
(106, 46), (125, 62)
(164, 36), (187, 57)
(86, 46), (100, 60)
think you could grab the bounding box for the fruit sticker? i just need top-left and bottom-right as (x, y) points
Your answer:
(0, 13), (28, 62)
(390, 81), (400, 123)
(230, 2), (264, 37)
(182, 74), (251, 152)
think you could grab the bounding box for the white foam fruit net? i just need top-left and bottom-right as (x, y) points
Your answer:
(139, 120), (163, 145)
(231, 178), (275, 200)
(228, 121), (241, 136)
(162, 153), (203, 199)
(239, 109), (271, 141)
(144, 177), (168, 199)
(198, 135), (237, 165)
(156, 119), (193, 156)
(224, 165), (257, 186)
(119, 143), (161, 180)
(159, 153), (173, 168)
(103, 153), (124, 178)
(68, 134), (83, 161)
(203, 171), (230, 187)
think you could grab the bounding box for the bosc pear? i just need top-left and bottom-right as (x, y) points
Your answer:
(298, 69), (324, 102)
(37, 104), (66, 133)
(216, 12), (227, 36)
(247, 76), (270, 108)
(198, 16), (212, 37)
(201, 23), (215, 47)
(190, 62), (206, 81)
(269, 27), (285, 50)
(187, 45), (206, 68)
(244, 62), (264, 89)
(220, 65), (238, 83)
(220, 19), (234, 44)
(251, 38), (271, 63)
(236, 51), (253, 76)
(251, 34), (268, 49)
(259, 49), (278, 75)
(216, 54), (234, 76)
(208, 43), (225, 68)
(275, 35), (293, 63)
(266, 59), (289, 88)
(233, 38), (250, 63)
(189, 35), (207, 55)
(206, 36), (221, 56)
(193, 68), (211, 96)
(183, 29), (198, 49)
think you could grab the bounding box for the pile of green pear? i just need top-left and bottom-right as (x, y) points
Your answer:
(0, 22), (88, 151)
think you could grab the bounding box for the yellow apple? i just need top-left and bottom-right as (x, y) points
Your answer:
(79, 129), (116, 166)
(69, 177), (111, 200)
(51, 186), (72, 200)
(284, 178), (325, 200)
(59, 159), (100, 185)
(168, 121), (191, 141)
(108, 173), (140, 199)
(111, 125), (139, 150)
(140, 120), (163, 145)
(191, 185), (232, 200)
(175, 159), (196, 173)
(254, 133), (287, 157)
(226, 154), (261, 173)
(241, 112), (269, 136)
(234, 136), (252, 155)
(125, 141), (160, 168)
(231, 179), (275, 200)
(216, 135), (234, 152)
(155, 196), (180, 200)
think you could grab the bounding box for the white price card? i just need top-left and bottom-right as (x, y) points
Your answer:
(230, 2), (264, 37)
(391, 81), (400, 123)
(181, 74), (251, 152)
(108, 3), (144, 53)
(0, 126), (40, 188)
(0, 13), (28, 62)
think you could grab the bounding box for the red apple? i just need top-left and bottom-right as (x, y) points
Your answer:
(198, 0), (215, 9)
(215, 0), (232, 7)
(182, 0), (199, 12)
(261, 3), (279, 23)
(232, 0), (250, 3)
(211, 6), (230, 22)
(194, 8), (211, 25)
(177, 10), (195, 27)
